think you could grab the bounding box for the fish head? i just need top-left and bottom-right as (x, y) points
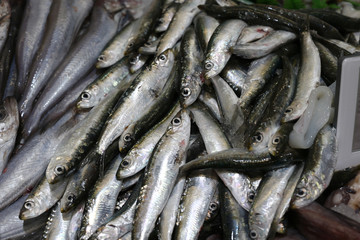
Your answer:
(118, 124), (135, 153)
(77, 88), (98, 109)
(46, 157), (70, 184)
(291, 173), (325, 209)
(249, 126), (272, 154)
(282, 102), (305, 123)
(180, 75), (202, 108)
(167, 109), (191, 134)
(19, 197), (42, 220)
(96, 51), (117, 68)
(117, 153), (137, 179)
(203, 56), (221, 79)
(154, 48), (174, 68)
(60, 191), (77, 213)
(268, 133), (288, 156)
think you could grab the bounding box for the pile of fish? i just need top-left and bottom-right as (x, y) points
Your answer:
(1, 0), (360, 239)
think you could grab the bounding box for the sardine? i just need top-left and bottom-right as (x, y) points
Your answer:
(193, 12), (220, 53)
(95, 49), (175, 155)
(0, 97), (19, 174)
(237, 25), (274, 44)
(15, 0), (52, 98)
(204, 19), (247, 79)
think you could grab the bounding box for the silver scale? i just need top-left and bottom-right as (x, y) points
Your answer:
(335, 53), (360, 170)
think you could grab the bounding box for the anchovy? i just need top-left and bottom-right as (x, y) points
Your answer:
(46, 84), (124, 184)
(249, 56), (296, 153)
(155, 2), (179, 33)
(173, 169), (218, 240)
(0, 110), (86, 211)
(249, 165), (296, 240)
(219, 57), (247, 97)
(268, 123), (294, 157)
(0, 195), (49, 240)
(77, 56), (135, 110)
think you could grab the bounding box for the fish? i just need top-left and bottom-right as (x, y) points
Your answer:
(22, 1), (122, 139)
(291, 125), (337, 209)
(0, 97), (19, 175)
(19, 0), (93, 120)
(95, 48), (175, 155)
(282, 30), (321, 122)
(179, 27), (204, 108)
(193, 12), (220, 53)
(204, 19), (247, 79)
(132, 110), (191, 240)
(15, 0), (52, 98)
(237, 25), (274, 44)
(156, 0), (206, 55)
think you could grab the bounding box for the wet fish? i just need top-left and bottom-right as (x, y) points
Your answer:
(156, 0), (206, 55)
(155, 2), (179, 33)
(19, 174), (69, 220)
(19, 0), (93, 120)
(204, 19), (247, 79)
(15, 0), (52, 98)
(193, 12), (220, 53)
(282, 31), (321, 122)
(96, 18), (141, 69)
(95, 49), (175, 155)
(23, 1), (122, 139)
(219, 57), (247, 97)
(239, 54), (280, 109)
(0, 97), (19, 175)
(179, 27), (204, 107)
(132, 110), (191, 240)
(231, 30), (297, 59)
(291, 125), (337, 209)
(79, 155), (123, 240)
(237, 25), (274, 44)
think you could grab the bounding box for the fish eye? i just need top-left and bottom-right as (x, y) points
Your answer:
(24, 200), (34, 210)
(81, 92), (91, 100)
(158, 54), (167, 62)
(181, 87), (191, 97)
(204, 61), (214, 70)
(296, 188), (307, 198)
(272, 137), (281, 145)
(121, 159), (131, 168)
(128, 42), (134, 48)
(54, 165), (65, 176)
(0, 109), (7, 121)
(130, 56), (138, 64)
(98, 55), (106, 62)
(209, 202), (218, 211)
(67, 194), (75, 203)
(123, 133), (132, 142)
(250, 230), (258, 239)
(248, 191), (255, 202)
(253, 132), (263, 143)
(285, 108), (292, 114)
(172, 117), (181, 126)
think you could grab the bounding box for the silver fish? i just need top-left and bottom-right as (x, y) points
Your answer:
(0, 97), (19, 175)
(204, 19), (247, 79)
